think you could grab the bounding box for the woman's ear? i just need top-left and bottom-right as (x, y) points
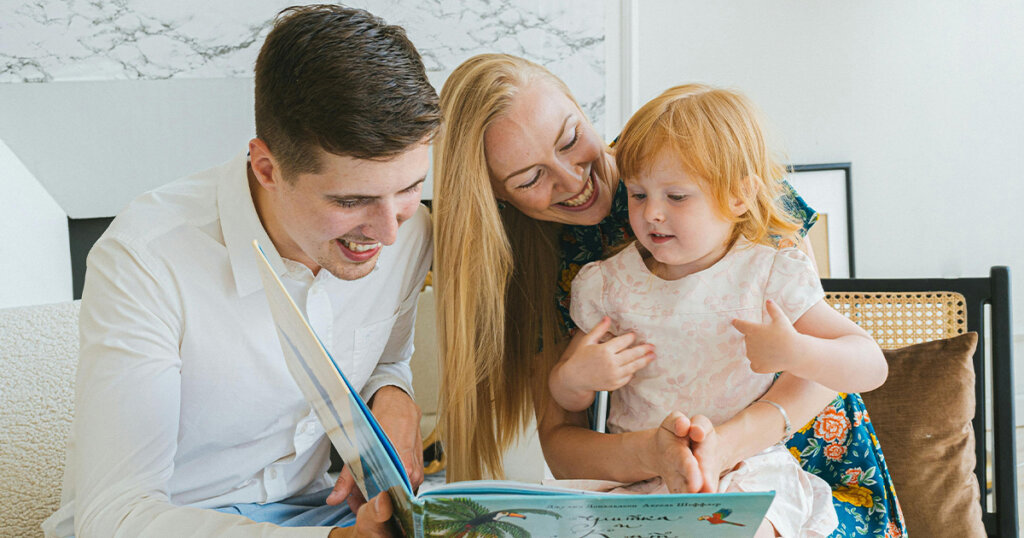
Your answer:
(248, 138), (282, 191)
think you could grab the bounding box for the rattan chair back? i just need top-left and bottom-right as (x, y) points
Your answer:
(823, 291), (968, 349)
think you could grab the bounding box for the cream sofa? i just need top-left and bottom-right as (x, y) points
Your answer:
(0, 301), (80, 538)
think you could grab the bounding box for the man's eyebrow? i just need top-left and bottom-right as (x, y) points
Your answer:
(325, 176), (426, 201)
(501, 115), (572, 184)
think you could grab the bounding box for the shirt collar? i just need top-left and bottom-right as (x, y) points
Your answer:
(217, 152), (287, 297)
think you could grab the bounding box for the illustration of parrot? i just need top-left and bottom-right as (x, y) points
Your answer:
(698, 508), (746, 526)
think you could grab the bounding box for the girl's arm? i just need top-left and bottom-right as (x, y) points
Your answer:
(734, 299), (888, 393)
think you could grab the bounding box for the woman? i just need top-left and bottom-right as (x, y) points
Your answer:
(433, 53), (904, 536)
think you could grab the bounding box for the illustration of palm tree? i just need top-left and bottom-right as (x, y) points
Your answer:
(424, 497), (561, 537)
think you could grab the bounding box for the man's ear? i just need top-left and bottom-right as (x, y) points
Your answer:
(248, 138), (282, 192)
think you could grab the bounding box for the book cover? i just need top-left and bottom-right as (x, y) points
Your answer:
(253, 240), (773, 537)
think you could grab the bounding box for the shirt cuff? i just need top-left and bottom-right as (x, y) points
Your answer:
(359, 364), (414, 404)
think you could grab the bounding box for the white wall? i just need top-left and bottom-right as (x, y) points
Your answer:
(0, 139), (72, 308)
(629, 1), (1024, 337)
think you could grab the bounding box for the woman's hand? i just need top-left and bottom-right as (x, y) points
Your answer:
(640, 412), (704, 493)
(549, 317), (655, 412)
(686, 415), (732, 493)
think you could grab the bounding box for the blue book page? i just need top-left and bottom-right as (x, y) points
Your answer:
(422, 491), (774, 537)
(252, 241), (417, 533)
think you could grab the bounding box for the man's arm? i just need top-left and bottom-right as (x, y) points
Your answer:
(70, 238), (330, 537)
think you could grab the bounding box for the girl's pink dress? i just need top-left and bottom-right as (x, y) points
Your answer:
(569, 239), (838, 537)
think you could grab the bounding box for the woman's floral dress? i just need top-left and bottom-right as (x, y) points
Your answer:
(555, 179), (907, 537)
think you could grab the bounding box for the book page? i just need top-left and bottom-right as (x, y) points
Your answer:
(253, 241), (417, 534)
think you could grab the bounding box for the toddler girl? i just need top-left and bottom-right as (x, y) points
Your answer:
(548, 84), (888, 537)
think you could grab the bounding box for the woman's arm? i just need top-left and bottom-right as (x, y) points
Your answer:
(540, 371), (836, 493)
(538, 396), (685, 484)
(694, 373), (837, 489)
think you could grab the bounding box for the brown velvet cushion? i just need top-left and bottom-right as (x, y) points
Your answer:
(861, 332), (984, 537)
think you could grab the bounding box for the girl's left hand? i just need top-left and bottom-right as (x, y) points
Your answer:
(731, 299), (804, 374)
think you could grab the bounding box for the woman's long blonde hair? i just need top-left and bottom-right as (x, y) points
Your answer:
(615, 84), (801, 247)
(433, 54), (583, 481)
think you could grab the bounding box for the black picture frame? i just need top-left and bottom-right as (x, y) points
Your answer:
(785, 163), (855, 278)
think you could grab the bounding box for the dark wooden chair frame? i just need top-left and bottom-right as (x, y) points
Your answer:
(822, 266), (1017, 537)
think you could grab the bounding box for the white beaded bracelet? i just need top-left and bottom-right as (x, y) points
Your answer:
(754, 399), (792, 437)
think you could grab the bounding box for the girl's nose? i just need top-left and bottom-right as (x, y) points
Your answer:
(645, 202), (665, 223)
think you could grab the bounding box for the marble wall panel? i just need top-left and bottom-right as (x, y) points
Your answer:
(1, 0), (605, 130)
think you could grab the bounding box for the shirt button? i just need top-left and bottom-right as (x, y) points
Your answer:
(268, 468), (277, 479)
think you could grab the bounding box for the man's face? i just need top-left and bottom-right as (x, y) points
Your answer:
(252, 142), (430, 280)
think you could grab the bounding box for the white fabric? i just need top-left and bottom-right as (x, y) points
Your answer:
(0, 300), (80, 538)
(42, 153), (432, 538)
(569, 240), (836, 537)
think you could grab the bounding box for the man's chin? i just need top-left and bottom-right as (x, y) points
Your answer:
(322, 253), (379, 281)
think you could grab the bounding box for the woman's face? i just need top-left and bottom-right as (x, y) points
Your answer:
(484, 79), (614, 226)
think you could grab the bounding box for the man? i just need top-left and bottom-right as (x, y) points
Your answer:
(42, 6), (437, 537)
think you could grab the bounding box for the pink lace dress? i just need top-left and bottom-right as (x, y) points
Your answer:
(569, 239), (838, 537)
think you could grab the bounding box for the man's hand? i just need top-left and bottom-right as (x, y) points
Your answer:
(732, 299), (805, 375)
(328, 493), (396, 538)
(328, 386), (423, 511)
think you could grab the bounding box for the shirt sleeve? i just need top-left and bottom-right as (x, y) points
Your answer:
(70, 237), (330, 538)
(569, 261), (607, 333)
(763, 247), (825, 324)
(359, 207), (433, 402)
(777, 178), (819, 237)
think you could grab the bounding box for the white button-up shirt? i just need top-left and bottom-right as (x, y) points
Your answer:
(43, 153), (432, 537)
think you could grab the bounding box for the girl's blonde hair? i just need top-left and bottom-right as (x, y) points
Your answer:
(434, 54), (599, 481)
(615, 84), (801, 247)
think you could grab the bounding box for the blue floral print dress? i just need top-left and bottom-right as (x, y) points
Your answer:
(555, 180), (907, 537)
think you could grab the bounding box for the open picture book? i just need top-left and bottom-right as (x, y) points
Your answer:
(252, 240), (774, 537)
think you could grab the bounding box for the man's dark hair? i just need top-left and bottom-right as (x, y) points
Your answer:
(254, 4), (440, 176)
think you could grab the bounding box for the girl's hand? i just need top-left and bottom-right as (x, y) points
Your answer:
(732, 300), (806, 375)
(641, 412), (704, 493)
(549, 316), (655, 411)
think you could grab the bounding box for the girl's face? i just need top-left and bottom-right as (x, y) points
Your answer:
(626, 150), (744, 280)
(483, 79), (614, 226)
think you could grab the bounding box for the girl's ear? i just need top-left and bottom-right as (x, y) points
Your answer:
(730, 175), (759, 217)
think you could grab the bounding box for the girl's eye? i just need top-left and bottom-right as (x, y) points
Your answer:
(629, 192), (646, 201)
(559, 125), (580, 152)
(517, 170), (541, 190)
(668, 194), (687, 202)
